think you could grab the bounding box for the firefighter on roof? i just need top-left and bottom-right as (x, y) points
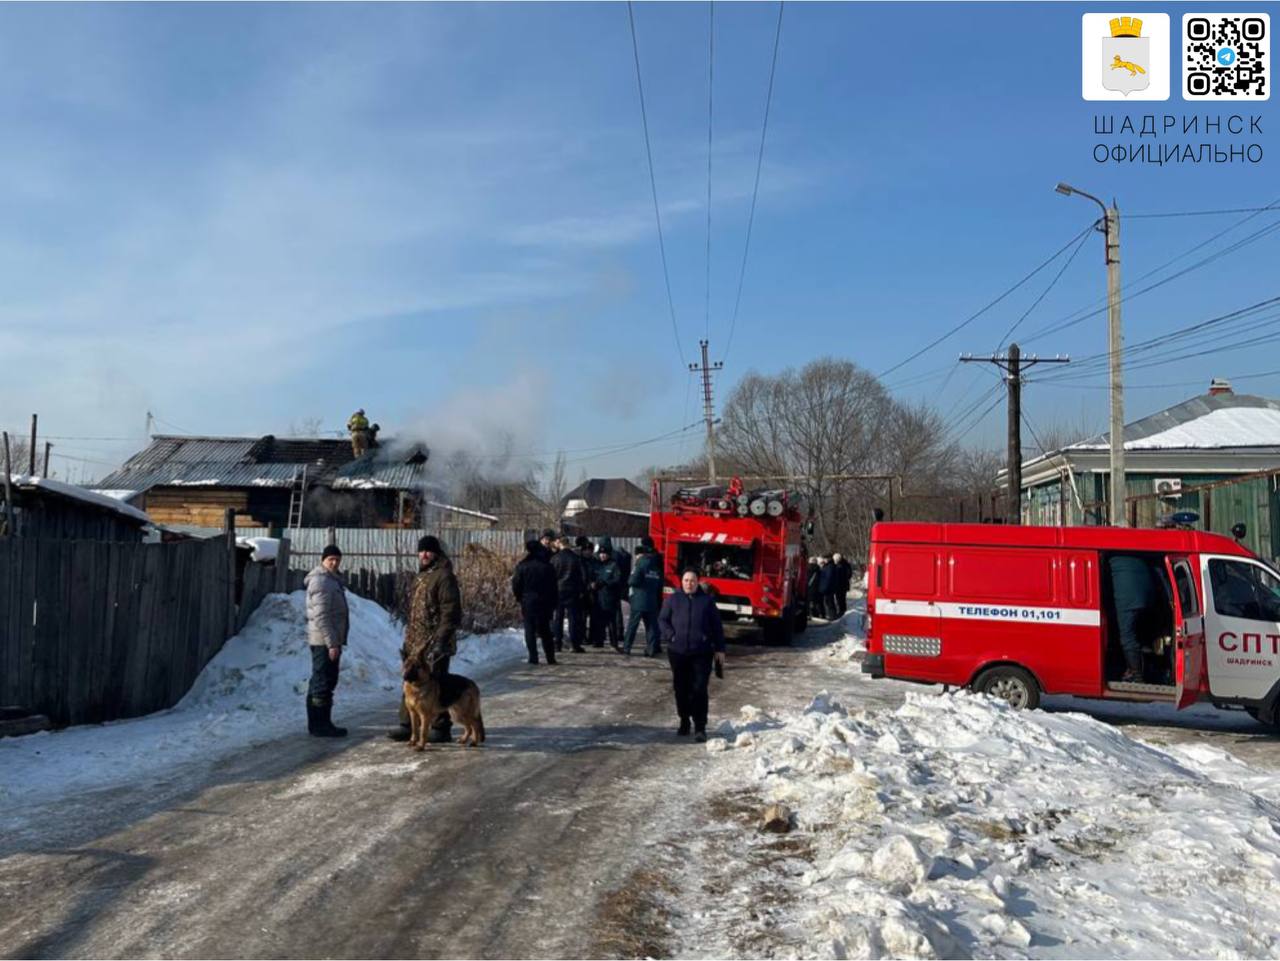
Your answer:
(347, 409), (371, 457)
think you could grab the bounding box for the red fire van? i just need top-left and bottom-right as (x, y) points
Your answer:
(862, 522), (1280, 727)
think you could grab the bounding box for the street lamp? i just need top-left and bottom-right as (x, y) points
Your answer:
(1057, 181), (1125, 527)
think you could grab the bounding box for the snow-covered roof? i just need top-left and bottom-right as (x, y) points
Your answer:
(96, 489), (141, 503)
(7, 475), (153, 525)
(1066, 392), (1280, 452)
(1124, 406), (1280, 450)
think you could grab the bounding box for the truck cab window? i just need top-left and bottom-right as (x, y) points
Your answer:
(675, 543), (755, 581)
(1208, 559), (1280, 621)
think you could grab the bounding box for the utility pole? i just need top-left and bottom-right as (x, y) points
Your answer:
(28, 414), (37, 475)
(42, 442), (51, 476)
(961, 344), (1069, 524)
(1104, 204), (1125, 526)
(1056, 183), (1125, 525)
(690, 339), (723, 483)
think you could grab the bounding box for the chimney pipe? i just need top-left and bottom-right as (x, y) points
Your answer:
(1208, 378), (1233, 396)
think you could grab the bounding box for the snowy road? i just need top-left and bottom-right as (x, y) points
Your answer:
(5, 603), (1280, 960)
(0, 624), (874, 960)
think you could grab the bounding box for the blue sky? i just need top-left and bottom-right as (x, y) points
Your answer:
(1, 2), (1276, 484)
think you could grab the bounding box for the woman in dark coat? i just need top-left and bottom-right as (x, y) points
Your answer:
(658, 569), (726, 741)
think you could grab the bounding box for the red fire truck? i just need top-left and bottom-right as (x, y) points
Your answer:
(649, 478), (813, 644)
(862, 521), (1280, 727)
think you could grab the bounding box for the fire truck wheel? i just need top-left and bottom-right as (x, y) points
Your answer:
(761, 614), (794, 647)
(974, 665), (1041, 711)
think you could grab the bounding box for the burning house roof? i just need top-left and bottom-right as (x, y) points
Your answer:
(96, 435), (431, 493)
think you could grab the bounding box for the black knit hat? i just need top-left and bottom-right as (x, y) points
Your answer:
(417, 535), (443, 554)
(541, 529), (556, 541)
(321, 544), (342, 560)
(575, 535), (592, 550)
(639, 536), (655, 550)
(525, 539), (541, 554)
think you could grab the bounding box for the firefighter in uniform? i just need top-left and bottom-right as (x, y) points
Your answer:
(347, 409), (371, 457)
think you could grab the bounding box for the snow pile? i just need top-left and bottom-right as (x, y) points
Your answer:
(701, 691), (1280, 959)
(236, 536), (280, 562)
(0, 590), (526, 813)
(812, 600), (868, 666)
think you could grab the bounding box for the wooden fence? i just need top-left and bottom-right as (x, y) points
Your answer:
(0, 534), (282, 727)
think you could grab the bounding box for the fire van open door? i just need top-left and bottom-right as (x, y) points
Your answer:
(1166, 556), (1205, 710)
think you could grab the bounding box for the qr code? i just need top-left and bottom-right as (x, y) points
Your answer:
(1183, 13), (1270, 100)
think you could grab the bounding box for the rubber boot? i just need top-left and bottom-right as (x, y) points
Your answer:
(308, 699), (346, 738)
(677, 717), (691, 737)
(386, 725), (412, 742)
(320, 704), (347, 737)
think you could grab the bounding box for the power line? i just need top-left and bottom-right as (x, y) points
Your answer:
(1127, 206), (1280, 219)
(626, 1), (686, 366)
(1034, 295), (1280, 382)
(951, 392), (1006, 444)
(1021, 197), (1280, 345)
(152, 413), (195, 435)
(1033, 365), (1280, 392)
(996, 228), (1092, 349)
(704, 0), (714, 343)
(722, 0), (784, 365)
(877, 223), (1095, 379)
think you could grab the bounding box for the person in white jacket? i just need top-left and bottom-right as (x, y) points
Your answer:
(304, 544), (349, 737)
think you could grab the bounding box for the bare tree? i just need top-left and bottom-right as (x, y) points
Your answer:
(288, 416), (328, 437)
(717, 358), (907, 553)
(544, 450), (569, 529)
(1027, 410), (1103, 456)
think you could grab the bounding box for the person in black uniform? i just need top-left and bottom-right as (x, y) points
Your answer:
(512, 540), (559, 665)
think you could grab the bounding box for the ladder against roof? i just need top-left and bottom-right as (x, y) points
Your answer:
(287, 465), (307, 531)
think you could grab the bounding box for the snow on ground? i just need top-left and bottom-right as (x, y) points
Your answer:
(0, 590), (525, 816)
(693, 685), (1280, 960)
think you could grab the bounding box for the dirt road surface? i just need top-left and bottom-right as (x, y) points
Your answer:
(3, 615), (1275, 959)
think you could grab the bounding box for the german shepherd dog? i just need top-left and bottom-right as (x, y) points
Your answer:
(401, 656), (486, 750)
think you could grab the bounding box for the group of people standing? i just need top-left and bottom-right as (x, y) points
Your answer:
(807, 552), (854, 621)
(512, 530), (666, 662)
(510, 531), (723, 738)
(304, 536), (464, 743)
(303, 530), (733, 745)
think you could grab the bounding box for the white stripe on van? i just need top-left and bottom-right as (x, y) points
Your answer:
(875, 598), (1100, 627)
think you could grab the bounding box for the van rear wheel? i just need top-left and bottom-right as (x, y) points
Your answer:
(1246, 705), (1280, 730)
(974, 666), (1041, 711)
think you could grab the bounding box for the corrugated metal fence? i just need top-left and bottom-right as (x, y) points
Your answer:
(242, 527), (642, 576)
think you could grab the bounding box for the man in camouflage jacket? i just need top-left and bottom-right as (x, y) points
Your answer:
(389, 535), (463, 742)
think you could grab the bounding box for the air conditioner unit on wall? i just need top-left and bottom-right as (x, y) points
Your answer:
(1153, 477), (1183, 498)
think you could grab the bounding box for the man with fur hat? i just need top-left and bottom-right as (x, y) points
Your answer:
(512, 539), (559, 665)
(387, 535), (462, 742)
